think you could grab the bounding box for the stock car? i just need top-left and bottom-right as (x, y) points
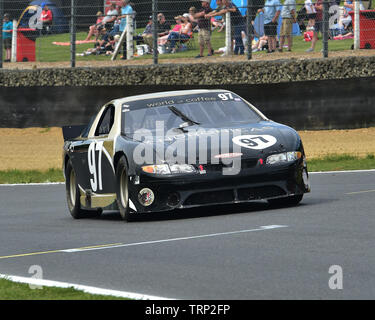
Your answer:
(62, 90), (310, 221)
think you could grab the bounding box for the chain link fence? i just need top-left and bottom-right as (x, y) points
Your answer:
(1, 0), (375, 68)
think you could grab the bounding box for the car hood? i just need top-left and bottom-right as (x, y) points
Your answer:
(127, 121), (301, 164)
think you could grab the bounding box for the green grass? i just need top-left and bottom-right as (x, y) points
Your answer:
(0, 278), (127, 300)
(0, 168), (64, 184)
(308, 153), (375, 172)
(30, 27), (355, 63)
(0, 154), (374, 184)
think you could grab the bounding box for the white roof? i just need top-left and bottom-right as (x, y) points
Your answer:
(116, 89), (231, 104)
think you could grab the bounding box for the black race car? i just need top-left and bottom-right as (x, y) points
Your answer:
(62, 90), (310, 221)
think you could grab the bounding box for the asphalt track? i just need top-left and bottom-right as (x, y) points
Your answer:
(0, 171), (374, 299)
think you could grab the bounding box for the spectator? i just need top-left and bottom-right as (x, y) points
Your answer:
(2, 13), (12, 63)
(40, 3), (53, 34)
(158, 16), (183, 46)
(119, 0), (134, 60)
(306, 0), (322, 52)
(142, 16), (154, 49)
(85, 11), (104, 41)
(157, 13), (172, 37)
(279, 0), (297, 52)
(341, 1), (365, 31)
(223, 0), (246, 55)
(188, 7), (199, 32)
(169, 15), (193, 53)
(194, 0), (214, 58)
(252, 35), (269, 52)
(101, 3), (119, 30)
(209, 0), (225, 32)
(258, 0), (281, 53)
(304, 0), (316, 31)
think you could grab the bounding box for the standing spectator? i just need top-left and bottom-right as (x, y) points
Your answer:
(306, 0), (322, 52)
(224, 0), (246, 55)
(279, 0), (297, 52)
(40, 3), (53, 34)
(119, 0), (134, 60)
(188, 7), (199, 32)
(2, 13), (12, 63)
(258, 0), (281, 53)
(194, 0), (214, 58)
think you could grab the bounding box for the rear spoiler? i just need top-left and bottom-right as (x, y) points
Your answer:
(62, 125), (87, 141)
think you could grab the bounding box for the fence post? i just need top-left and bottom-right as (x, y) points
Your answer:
(322, 0), (329, 57)
(247, 0), (252, 60)
(11, 20), (17, 63)
(354, 0), (360, 49)
(152, 0), (158, 64)
(225, 11), (232, 55)
(70, 0), (76, 68)
(0, 0), (3, 68)
(126, 14), (134, 59)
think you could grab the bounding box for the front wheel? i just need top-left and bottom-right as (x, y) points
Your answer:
(267, 194), (303, 207)
(116, 156), (135, 222)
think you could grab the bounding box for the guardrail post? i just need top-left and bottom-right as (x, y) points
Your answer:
(126, 14), (134, 60)
(246, 0), (252, 60)
(152, 0), (158, 64)
(11, 20), (17, 63)
(354, 0), (360, 49)
(0, 0), (3, 68)
(70, 0), (76, 68)
(323, 0), (329, 57)
(225, 11), (232, 55)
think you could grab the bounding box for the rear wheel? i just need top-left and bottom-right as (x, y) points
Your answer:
(267, 194), (303, 207)
(116, 156), (135, 222)
(65, 160), (86, 219)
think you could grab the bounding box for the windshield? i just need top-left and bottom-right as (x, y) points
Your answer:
(122, 93), (263, 136)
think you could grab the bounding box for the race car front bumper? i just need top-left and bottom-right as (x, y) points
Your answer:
(127, 160), (310, 213)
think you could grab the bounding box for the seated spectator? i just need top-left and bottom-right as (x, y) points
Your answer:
(85, 11), (104, 41)
(157, 13), (172, 37)
(40, 3), (53, 34)
(142, 16), (154, 49)
(158, 16), (183, 46)
(211, 16), (224, 32)
(252, 35), (269, 52)
(169, 15), (193, 53)
(101, 3), (119, 30)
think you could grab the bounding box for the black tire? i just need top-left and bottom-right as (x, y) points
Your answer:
(115, 156), (135, 222)
(267, 194), (303, 207)
(65, 159), (86, 219)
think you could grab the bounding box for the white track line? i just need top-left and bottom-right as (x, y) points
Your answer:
(0, 274), (172, 300)
(0, 182), (64, 187)
(309, 169), (375, 174)
(60, 225), (288, 254)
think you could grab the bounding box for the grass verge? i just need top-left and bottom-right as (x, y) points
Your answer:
(0, 168), (64, 184)
(307, 154), (375, 172)
(0, 154), (374, 184)
(0, 278), (127, 300)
